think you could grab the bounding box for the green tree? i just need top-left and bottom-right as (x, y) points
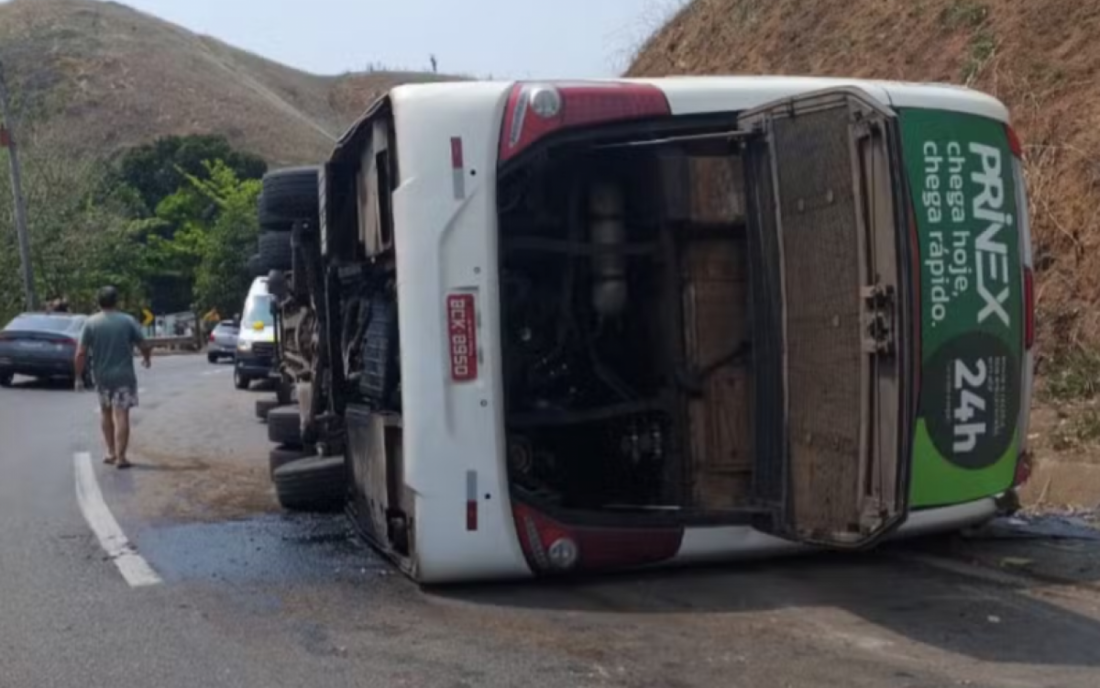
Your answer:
(0, 143), (144, 322)
(0, 134), (264, 326)
(112, 134), (267, 216)
(158, 160), (261, 317)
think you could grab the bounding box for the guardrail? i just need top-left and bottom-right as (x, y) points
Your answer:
(147, 336), (200, 352)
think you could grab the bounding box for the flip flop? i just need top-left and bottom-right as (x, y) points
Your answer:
(116, 459), (133, 470)
(104, 456), (117, 465)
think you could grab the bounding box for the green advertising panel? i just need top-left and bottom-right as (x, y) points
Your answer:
(898, 109), (1024, 507)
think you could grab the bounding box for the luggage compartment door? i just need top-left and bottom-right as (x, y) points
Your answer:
(740, 88), (912, 548)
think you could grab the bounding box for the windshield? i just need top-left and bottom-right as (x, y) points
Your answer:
(3, 314), (84, 333)
(241, 295), (274, 328)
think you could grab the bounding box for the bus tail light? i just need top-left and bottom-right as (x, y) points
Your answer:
(1014, 451), (1033, 488)
(498, 82), (670, 164)
(512, 502), (683, 575)
(1006, 124), (1023, 159)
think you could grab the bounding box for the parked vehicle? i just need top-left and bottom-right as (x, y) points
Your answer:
(256, 76), (1034, 584)
(206, 319), (240, 363)
(233, 278), (277, 390)
(0, 312), (90, 388)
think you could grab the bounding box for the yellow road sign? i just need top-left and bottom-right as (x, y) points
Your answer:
(142, 308), (154, 327)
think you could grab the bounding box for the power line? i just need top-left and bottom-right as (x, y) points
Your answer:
(0, 58), (36, 312)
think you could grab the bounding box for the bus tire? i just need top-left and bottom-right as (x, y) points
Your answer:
(262, 167), (320, 220)
(255, 398), (281, 422)
(273, 456), (346, 513)
(267, 405), (302, 446)
(269, 444), (309, 477)
(258, 231), (293, 272)
(257, 192), (294, 232)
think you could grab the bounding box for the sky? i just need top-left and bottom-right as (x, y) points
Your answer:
(69, 0), (687, 79)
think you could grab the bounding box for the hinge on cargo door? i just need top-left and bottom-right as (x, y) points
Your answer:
(861, 283), (896, 356)
(859, 499), (888, 532)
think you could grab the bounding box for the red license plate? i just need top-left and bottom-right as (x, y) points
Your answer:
(447, 293), (478, 382)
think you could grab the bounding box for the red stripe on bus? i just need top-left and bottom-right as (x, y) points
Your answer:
(450, 137), (464, 170)
(466, 501), (478, 531)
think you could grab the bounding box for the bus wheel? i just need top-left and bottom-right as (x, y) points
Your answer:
(255, 398), (281, 422)
(269, 444), (310, 477)
(267, 405), (302, 446)
(273, 456), (345, 512)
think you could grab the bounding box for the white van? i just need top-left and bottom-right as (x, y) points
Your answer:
(270, 76), (1034, 583)
(233, 277), (277, 390)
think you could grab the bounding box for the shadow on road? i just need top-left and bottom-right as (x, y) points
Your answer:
(430, 538), (1100, 669)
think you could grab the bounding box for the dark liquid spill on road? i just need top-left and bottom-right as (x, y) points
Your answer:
(132, 513), (391, 585)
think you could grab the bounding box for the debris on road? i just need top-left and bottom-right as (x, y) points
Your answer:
(962, 514), (1100, 542)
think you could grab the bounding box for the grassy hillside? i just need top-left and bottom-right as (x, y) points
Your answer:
(0, 0), (460, 165)
(630, 0), (1100, 359)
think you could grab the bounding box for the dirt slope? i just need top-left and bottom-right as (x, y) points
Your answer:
(630, 0), (1100, 353)
(0, 0), (460, 165)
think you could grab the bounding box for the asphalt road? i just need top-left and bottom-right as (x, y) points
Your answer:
(2, 355), (1100, 687)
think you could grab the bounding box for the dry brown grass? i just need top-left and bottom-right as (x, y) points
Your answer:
(0, 0), (460, 165)
(629, 0), (1100, 359)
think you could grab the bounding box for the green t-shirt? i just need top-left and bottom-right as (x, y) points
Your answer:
(80, 311), (145, 390)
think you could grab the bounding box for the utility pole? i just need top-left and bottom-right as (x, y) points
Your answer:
(0, 59), (37, 312)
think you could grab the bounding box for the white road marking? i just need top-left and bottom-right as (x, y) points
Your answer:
(73, 452), (162, 588)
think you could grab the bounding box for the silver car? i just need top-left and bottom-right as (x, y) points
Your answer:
(207, 320), (240, 363)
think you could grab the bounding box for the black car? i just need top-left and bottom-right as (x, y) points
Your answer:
(0, 313), (90, 387)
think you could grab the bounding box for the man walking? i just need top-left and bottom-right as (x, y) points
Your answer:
(75, 286), (152, 469)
